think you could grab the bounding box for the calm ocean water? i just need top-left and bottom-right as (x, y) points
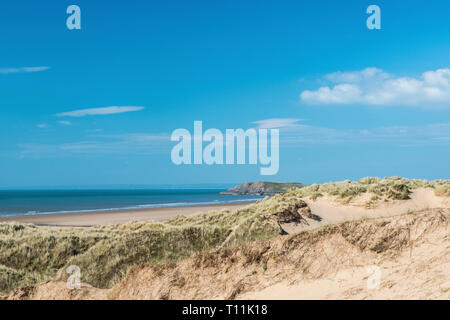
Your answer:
(0, 189), (264, 218)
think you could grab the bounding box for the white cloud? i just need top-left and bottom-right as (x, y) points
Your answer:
(278, 121), (450, 146)
(0, 66), (50, 74)
(58, 120), (72, 126)
(92, 133), (169, 143)
(302, 84), (363, 105)
(36, 123), (48, 129)
(252, 118), (303, 129)
(18, 133), (169, 158)
(55, 106), (144, 117)
(301, 68), (450, 107)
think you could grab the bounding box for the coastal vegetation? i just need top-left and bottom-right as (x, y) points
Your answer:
(292, 177), (450, 202)
(1, 177), (449, 296)
(0, 189), (303, 293)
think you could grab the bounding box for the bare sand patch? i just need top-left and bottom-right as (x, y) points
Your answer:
(304, 188), (450, 224)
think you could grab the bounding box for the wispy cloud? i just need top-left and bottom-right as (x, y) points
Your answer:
(58, 120), (72, 126)
(252, 118), (303, 129)
(301, 67), (450, 108)
(18, 133), (170, 158)
(90, 133), (169, 143)
(0, 66), (50, 74)
(279, 122), (450, 146)
(55, 106), (144, 117)
(36, 123), (48, 129)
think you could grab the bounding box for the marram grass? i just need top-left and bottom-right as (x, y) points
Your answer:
(292, 177), (450, 202)
(0, 191), (295, 293)
(1, 177), (449, 294)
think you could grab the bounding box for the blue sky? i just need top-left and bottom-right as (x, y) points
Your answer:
(0, 0), (449, 187)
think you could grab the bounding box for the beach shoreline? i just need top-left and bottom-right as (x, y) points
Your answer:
(0, 201), (254, 227)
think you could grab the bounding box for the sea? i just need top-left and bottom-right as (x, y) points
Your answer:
(0, 189), (264, 218)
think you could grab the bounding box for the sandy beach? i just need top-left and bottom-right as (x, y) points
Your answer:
(0, 202), (253, 227)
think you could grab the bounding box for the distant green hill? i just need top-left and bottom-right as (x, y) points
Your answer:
(220, 182), (305, 195)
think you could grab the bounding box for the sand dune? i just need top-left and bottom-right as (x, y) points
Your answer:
(5, 208), (449, 300)
(282, 188), (450, 233)
(2, 181), (450, 300)
(305, 188), (450, 223)
(110, 209), (449, 300)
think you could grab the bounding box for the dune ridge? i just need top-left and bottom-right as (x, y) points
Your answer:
(4, 208), (448, 300)
(1, 177), (450, 299)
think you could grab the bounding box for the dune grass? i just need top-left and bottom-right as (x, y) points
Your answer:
(290, 177), (450, 202)
(1, 177), (449, 295)
(0, 191), (303, 294)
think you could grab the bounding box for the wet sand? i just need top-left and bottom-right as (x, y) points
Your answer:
(0, 202), (253, 227)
